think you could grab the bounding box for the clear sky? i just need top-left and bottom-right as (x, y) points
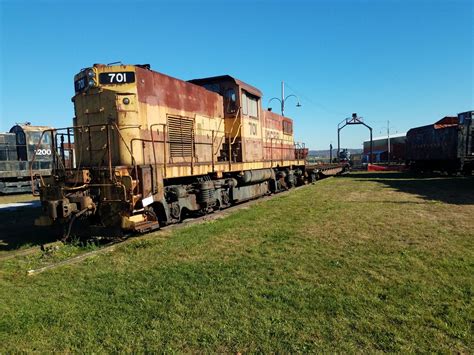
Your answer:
(0, 0), (472, 149)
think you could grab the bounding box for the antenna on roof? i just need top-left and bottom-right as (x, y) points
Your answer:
(107, 61), (122, 66)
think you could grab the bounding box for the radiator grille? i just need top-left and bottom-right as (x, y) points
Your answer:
(168, 117), (194, 158)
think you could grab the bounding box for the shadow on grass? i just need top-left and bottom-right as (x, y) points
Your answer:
(341, 172), (474, 205)
(0, 205), (61, 252)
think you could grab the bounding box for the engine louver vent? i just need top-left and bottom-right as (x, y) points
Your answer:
(168, 116), (194, 158)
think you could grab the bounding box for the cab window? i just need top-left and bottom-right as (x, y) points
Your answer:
(241, 91), (259, 118)
(17, 132), (26, 145)
(283, 120), (293, 135)
(27, 131), (52, 146)
(225, 88), (237, 113)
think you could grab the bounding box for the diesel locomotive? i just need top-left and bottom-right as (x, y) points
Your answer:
(34, 63), (345, 235)
(406, 111), (474, 174)
(0, 124), (53, 194)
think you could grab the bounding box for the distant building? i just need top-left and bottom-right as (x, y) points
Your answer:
(363, 133), (407, 163)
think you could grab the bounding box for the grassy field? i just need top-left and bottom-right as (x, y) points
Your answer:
(0, 172), (473, 352)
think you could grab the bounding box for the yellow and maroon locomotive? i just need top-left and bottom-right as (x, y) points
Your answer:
(35, 63), (321, 235)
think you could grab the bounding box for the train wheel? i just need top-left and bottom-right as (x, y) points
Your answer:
(144, 207), (158, 222)
(221, 190), (230, 208)
(169, 202), (181, 222)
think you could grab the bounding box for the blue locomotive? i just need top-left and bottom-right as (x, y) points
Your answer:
(0, 123), (54, 194)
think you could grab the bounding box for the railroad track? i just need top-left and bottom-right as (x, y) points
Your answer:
(3, 179), (334, 275)
(0, 241), (63, 262)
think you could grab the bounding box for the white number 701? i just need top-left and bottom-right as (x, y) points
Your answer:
(108, 73), (127, 83)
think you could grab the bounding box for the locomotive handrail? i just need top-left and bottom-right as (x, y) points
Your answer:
(147, 123), (227, 175)
(230, 123), (242, 146)
(30, 126), (76, 194)
(281, 140), (284, 165)
(228, 107), (241, 137)
(30, 129), (57, 196)
(229, 107), (242, 147)
(266, 137), (302, 164)
(213, 134), (225, 156)
(212, 117), (224, 144)
(149, 123), (167, 177)
(270, 138), (274, 165)
(106, 124), (113, 177)
(147, 124), (160, 165)
(115, 124), (142, 130)
(191, 120), (195, 175)
(112, 122), (139, 194)
(150, 120), (227, 171)
(208, 114), (225, 161)
(226, 107), (242, 164)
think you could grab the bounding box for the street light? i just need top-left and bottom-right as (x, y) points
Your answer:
(268, 81), (301, 116)
(378, 120), (396, 164)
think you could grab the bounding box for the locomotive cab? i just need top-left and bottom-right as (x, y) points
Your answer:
(189, 75), (264, 163)
(10, 124), (53, 170)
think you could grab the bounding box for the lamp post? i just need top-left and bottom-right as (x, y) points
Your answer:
(268, 81), (301, 116)
(379, 120), (395, 164)
(387, 120), (391, 164)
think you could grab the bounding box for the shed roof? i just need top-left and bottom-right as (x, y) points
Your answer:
(365, 132), (407, 142)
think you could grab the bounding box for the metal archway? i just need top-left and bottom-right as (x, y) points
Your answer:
(337, 113), (373, 164)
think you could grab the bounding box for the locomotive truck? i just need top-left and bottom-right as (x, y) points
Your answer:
(34, 63), (345, 236)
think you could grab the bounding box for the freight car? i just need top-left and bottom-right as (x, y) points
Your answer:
(406, 111), (473, 174)
(0, 124), (53, 193)
(34, 63), (346, 236)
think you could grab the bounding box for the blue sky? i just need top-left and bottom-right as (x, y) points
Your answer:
(0, 0), (472, 149)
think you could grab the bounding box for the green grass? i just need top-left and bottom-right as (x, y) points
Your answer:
(0, 172), (473, 352)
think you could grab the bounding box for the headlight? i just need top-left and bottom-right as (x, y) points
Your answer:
(87, 70), (95, 78)
(89, 79), (96, 87)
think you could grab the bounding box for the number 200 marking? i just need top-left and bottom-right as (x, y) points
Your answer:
(108, 73), (127, 83)
(36, 149), (51, 156)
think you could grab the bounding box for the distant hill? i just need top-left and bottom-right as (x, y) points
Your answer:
(309, 149), (363, 158)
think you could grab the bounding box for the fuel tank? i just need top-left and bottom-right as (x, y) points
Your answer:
(238, 168), (274, 185)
